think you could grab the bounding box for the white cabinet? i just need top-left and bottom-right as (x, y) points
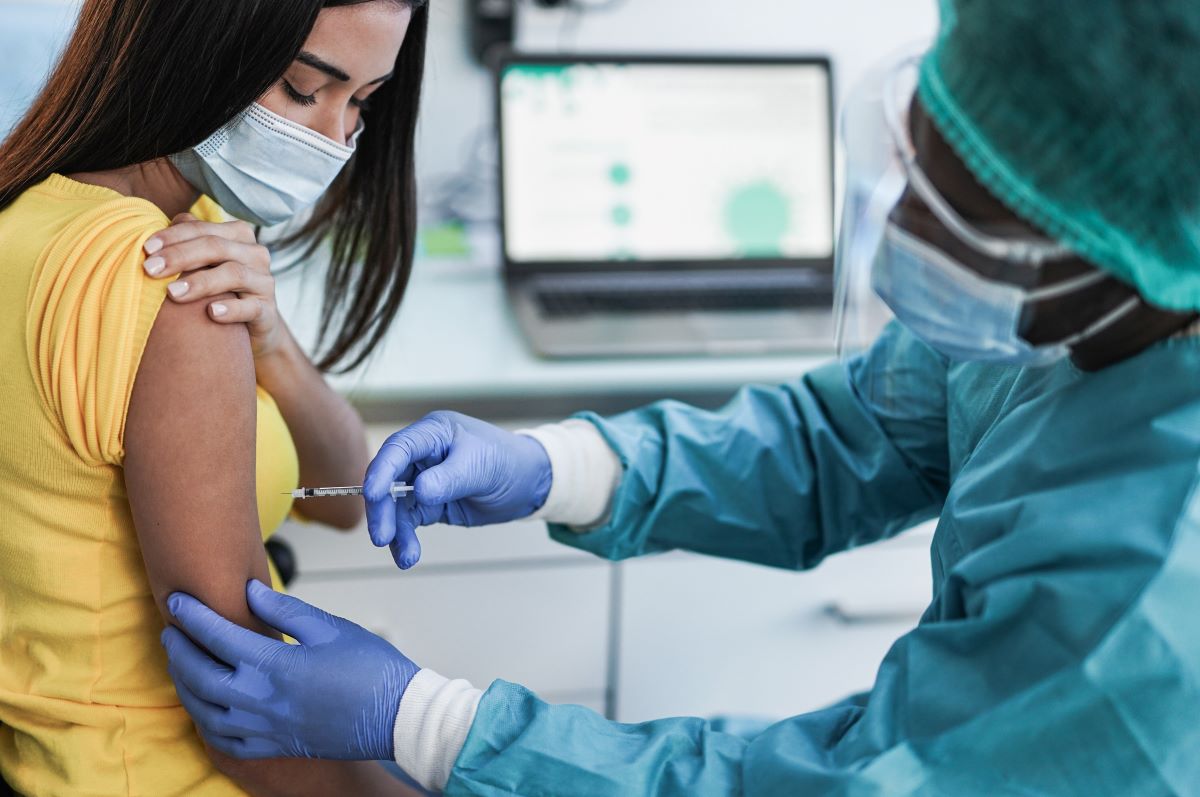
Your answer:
(290, 562), (613, 701)
(613, 529), (932, 724)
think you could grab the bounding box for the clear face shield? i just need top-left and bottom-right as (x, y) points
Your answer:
(831, 57), (911, 365)
(833, 56), (1134, 374)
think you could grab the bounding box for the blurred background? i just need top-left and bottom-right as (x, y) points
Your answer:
(1, 0), (937, 725)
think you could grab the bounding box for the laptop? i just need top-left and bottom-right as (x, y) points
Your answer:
(497, 53), (837, 357)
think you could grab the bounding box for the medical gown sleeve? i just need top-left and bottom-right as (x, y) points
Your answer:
(550, 322), (952, 569)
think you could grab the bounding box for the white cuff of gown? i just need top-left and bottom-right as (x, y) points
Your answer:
(392, 669), (483, 792)
(519, 419), (623, 529)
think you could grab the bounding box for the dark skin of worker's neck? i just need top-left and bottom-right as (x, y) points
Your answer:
(902, 99), (1198, 372)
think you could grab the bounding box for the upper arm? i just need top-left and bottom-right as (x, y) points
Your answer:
(27, 199), (269, 707)
(123, 293), (272, 629)
(122, 270), (401, 793)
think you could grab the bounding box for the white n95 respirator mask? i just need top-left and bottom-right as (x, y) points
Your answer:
(170, 103), (363, 227)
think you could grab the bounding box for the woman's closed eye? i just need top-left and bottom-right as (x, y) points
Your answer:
(281, 80), (318, 108)
(281, 79), (372, 111)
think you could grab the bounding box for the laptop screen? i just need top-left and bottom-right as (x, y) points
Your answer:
(499, 58), (834, 268)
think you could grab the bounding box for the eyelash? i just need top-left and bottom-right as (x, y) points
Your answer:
(282, 80), (317, 107)
(282, 80), (371, 111)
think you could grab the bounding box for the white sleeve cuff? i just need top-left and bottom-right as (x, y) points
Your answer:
(519, 419), (623, 530)
(392, 669), (483, 792)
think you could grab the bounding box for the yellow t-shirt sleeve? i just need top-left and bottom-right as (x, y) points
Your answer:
(25, 201), (173, 467)
(190, 194), (228, 223)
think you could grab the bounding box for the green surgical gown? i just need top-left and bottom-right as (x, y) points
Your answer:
(445, 323), (1200, 796)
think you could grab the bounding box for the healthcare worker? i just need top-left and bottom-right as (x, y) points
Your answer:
(162, 1), (1200, 794)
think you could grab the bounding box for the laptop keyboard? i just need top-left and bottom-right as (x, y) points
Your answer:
(530, 272), (833, 318)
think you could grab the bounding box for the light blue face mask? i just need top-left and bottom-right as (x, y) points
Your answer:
(872, 223), (1139, 365)
(169, 103), (363, 227)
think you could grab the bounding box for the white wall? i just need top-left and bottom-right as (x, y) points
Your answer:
(518, 0), (937, 102)
(416, 1), (497, 189)
(417, 0), (938, 211)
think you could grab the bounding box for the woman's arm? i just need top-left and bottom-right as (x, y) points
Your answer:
(124, 294), (406, 797)
(143, 214), (370, 530)
(254, 325), (370, 530)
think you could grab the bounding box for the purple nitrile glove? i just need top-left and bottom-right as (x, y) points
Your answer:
(364, 411), (553, 570)
(161, 580), (418, 761)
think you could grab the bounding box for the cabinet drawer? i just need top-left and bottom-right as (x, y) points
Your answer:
(291, 562), (613, 696)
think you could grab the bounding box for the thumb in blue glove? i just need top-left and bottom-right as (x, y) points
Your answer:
(364, 411), (553, 570)
(161, 580), (418, 761)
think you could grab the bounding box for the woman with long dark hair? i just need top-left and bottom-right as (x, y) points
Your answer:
(0, 1), (427, 794)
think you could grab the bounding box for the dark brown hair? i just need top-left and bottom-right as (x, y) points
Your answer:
(0, 0), (429, 372)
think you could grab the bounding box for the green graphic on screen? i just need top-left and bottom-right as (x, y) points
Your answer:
(505, 65), (574, 90)
(724, 181), (792, 257)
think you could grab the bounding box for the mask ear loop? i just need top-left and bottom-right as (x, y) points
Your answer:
(882, 59), (1074, 267)
(1024, 269), (1110, 302)
(1055, 295), (1142, 348)
(347, 118), (366, 148)
(1018, 269), (1137, 349)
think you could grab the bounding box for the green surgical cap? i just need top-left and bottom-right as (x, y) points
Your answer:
(919, 0), (1200, 311)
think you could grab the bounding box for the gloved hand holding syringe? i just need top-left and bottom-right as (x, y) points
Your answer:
(285, 482), (414, 501)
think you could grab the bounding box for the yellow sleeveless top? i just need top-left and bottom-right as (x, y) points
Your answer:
(0, 175), (299, 796)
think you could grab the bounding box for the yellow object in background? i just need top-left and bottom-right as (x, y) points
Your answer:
(0, 176), (298, 796)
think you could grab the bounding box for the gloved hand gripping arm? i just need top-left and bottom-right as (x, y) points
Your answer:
(163, 582), (482, 791)
(161, 580), (424, 762)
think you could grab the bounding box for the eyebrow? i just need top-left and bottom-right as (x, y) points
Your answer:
(296, 51), (394, 86)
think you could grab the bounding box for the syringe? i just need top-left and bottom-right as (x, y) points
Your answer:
(285, 482), (414, 500)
